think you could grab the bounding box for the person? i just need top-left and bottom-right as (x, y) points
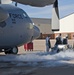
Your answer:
(63, 35), (68, 44)
(55, 33), (63, 45)
(54, 33), (63, 53)
(45, 35), (51, 52)
(63, 35), (68, 45)
(63, 35), (69, 48)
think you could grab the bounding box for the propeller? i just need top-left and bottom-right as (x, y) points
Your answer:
(52, 0), (60, 31)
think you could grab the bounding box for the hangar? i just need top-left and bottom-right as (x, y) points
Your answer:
(31, 18), (54, 39)
(31, 13), (74, 39)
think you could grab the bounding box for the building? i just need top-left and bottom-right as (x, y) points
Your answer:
(55, 13), (74, 39)
(31, 18), (54, 39)
(31, 13), (74, 39)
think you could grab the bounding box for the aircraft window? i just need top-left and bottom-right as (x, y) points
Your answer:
(23, 13), (27, 17)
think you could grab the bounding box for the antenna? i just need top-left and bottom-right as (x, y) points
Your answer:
(12, 1), (17, 6)
(15, 2), (17, 6)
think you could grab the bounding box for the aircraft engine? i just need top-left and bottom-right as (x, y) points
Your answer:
(0, 7), (9, 22)
(32, 25), (40, 40)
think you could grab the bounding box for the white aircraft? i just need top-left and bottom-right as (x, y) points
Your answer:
(0, 0), (59, 54)
(12, 0), (59, 31)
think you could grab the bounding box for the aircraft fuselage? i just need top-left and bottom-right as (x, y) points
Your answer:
(0, 4), (39, 49)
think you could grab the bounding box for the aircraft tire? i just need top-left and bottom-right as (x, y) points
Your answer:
(11, 47), (18, 54)
(4, 47), (18, 54)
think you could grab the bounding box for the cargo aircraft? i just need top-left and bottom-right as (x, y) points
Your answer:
(0, 0), (59, 54)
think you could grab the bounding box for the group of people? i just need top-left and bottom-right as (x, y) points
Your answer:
(45, 33), (68, 52)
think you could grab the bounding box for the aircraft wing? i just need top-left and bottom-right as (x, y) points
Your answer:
(12, 0), (56, 7)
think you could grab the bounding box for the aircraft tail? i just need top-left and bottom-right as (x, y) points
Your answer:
(52, 0), (59, 31)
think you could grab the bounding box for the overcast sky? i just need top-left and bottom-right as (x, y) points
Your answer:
(15, 0), (74, 19)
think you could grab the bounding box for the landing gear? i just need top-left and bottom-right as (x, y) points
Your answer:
(4, 47), (18, 54)
(11, 47), (18, 54)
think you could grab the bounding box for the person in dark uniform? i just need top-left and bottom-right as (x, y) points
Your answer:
(54, 33), (63, 53)
(63, 35), (68, 45)
(55, 33), (62, 45)
(63, 35), (69, 48)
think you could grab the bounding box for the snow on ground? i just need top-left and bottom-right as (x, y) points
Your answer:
(0, 49), (74, 67)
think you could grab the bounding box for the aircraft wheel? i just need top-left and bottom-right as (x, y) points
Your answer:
(11, 47), (18, 54)
(4, 47), (18, 54)
(4, 49), (11, 54)
(5, 51), (8, 54)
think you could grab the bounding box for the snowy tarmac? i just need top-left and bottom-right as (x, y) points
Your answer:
(0, 49), (74, 75)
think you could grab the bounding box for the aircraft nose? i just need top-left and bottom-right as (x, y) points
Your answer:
(33, 25), (40, 39)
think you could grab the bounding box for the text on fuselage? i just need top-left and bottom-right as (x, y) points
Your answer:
(9, 13), (23, 19)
